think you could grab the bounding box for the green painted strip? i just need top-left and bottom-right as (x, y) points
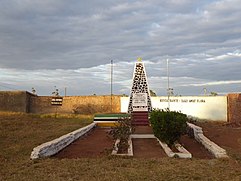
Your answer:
(94, 113), (130, 118)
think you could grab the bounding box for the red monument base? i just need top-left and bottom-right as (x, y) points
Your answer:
(131, 111), (149, 126)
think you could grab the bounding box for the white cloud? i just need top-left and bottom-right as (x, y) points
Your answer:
(0, 0), (241, 95)
(189, 80), (241, 87)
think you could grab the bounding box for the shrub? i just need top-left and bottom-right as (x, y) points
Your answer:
(150, 109), (187, 146)
(109, 116), (134, 153)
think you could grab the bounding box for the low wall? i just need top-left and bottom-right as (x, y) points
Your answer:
(30, 95), (121, 114)
(31, 123), (96, 159)
(0, 91), (34, 113)
(227, 93), (241, 124)
(121, 96), (227, 121)
(187, 123), (228, 158)
(0, 91), (121, 114)
(1, 91), (241, 123)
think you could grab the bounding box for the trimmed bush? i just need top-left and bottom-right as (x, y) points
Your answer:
(150, 109), (187, 146)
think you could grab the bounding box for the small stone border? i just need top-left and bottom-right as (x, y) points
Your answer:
(187, 122), (228, 158)
(30, 123), (96, 159)
(112, 134), (191, 158)
(156, 139), (192, 158)
(111, 137), (133, 156)
(130, 134), (155, 139)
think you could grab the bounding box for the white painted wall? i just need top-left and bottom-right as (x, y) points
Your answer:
(30, 123), (96, 159)
(121, 96), (227, 121)
(121, 97), (130, 113)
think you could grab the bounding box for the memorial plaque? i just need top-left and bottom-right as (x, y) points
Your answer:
(132, 93), (148, 111)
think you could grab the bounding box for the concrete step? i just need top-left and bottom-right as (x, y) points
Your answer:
(132, 122), (149, 126)
(131, 111), (149, 126)
(132, 120), (149, 126)
(132, 119), (149, 122)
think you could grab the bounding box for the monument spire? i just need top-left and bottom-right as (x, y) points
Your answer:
(128, 58), (152, 113)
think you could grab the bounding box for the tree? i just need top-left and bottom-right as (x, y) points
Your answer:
(32, 87), (37, 95)
(52, 86), (59, 96)
(150, 89), (157, 96)
(210, 92), (218, 96)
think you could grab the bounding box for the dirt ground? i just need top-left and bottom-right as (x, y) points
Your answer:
(196, 121), (241, 154)
(54, 122), (241, 159)
(133, 139), (167, 158)
(55, 128), (114, 159)
(180, 135), (213, 159)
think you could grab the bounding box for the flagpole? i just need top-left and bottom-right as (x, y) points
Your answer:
(110, 60), (113, 113)
(167, 59), (170, 110)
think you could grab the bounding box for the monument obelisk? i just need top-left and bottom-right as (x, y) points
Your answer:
(128, 58), (152, 125)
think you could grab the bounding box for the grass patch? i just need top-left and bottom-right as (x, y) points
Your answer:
(0, 112), (241, 181)
(0, 112), (92, 159)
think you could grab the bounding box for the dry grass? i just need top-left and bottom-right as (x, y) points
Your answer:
(0, 112), (241, 181)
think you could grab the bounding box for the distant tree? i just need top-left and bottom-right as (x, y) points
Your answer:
(32, 87), (36, 95)
(52, 86), (59, 96)
(203, 88), (207, 95)
(210, 92), (218, 96)
(169, 88), (174, 96)
(150, 89), (157, 96)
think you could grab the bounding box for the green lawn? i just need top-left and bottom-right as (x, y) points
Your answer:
(0, 112), (240, 181)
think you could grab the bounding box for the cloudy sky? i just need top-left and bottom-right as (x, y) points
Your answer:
(0, 0), (241, 96)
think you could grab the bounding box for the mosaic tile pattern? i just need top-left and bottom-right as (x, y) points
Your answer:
(128, 62), (152, 113)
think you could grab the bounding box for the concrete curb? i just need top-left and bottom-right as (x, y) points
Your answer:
(187, 122), (228, 158)
(30, 123), (96, 159)
(112, 134), (191, 158)
(157, 139), (192, 158)
(130, 134), (155, 139)
(112, 137), (133, 156)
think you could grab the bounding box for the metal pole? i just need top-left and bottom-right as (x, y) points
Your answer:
(64, 87), (67, 96)
(110, 60), (113, 113)
(167, 59), (170, 110)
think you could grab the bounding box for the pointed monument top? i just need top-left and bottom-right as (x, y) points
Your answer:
(137, 57), (142, 62)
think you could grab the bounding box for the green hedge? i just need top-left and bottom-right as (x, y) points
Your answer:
(150, 109), (188, 146)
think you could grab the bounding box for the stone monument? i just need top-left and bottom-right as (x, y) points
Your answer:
(128, 58), (152, 125)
